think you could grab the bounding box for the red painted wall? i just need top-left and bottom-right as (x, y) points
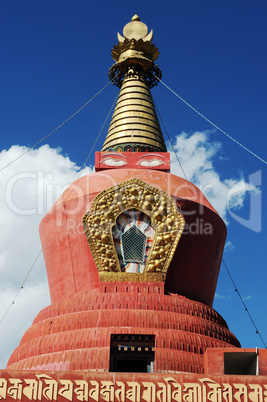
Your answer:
(39, 169), (226, 305)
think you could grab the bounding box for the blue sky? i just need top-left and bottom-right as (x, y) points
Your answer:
(0, 0), (266, 366)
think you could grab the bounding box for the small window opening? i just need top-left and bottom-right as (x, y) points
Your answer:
(109, 334), (155, 373)
(112, 209), (155, 273)
(224, 352), (258, 375)
(121, 224), (147, 263)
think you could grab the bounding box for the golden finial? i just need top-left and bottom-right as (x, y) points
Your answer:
(109, 15), (161, 88)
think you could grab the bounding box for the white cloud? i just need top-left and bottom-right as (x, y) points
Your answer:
(168, 131), (255, 221)
(215, 293), (253, 302)
(0, 282), (50, 368)
(242, 295), (253, 302)
(224, 241), (235, 251)
(0, 144), (93, 368)
(215, 292), (231, 300)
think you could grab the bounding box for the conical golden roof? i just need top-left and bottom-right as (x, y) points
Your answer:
(101, 15), (167, 153)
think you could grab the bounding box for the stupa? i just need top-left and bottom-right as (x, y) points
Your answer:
(2, 15), (267, 402)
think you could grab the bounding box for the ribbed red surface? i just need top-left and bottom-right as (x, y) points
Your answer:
(7, 282), (240, 373)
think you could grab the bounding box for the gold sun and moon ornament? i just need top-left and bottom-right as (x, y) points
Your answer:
(82, 178), (185, 282)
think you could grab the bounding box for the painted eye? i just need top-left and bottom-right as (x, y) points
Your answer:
(137, 153), (166, 167)
(139, 159), (164, 167)
(102, 158), (127, 166)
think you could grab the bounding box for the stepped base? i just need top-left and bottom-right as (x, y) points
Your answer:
(7, 282), (240, 373)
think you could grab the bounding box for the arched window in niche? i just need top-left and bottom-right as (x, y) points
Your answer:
(112, 209), (155, 273)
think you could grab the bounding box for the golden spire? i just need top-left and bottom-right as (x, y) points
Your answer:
(101, 15), (167, 153)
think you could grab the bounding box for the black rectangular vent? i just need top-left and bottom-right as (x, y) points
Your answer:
(109, 334), (155, 373)
(224, 352), (258, 375)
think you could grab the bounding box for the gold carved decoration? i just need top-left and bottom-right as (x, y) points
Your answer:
(82, 178), (185, 282)
(97, 272), (166, 282)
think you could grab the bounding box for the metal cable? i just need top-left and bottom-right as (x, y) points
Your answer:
(62, 92), (119, 202)
(154, 102), (188, 180)
(0, 92), (119, 327)
(156, 95), (267, 348)
(0, 80), (112, 173)
(77, 93), (118, 176)
(156, 76), (267, 166)
(222, 258), (267, 348)
(0, 249), (42, 326)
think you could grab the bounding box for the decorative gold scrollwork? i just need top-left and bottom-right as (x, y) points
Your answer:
(82, 178), (185, 281)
